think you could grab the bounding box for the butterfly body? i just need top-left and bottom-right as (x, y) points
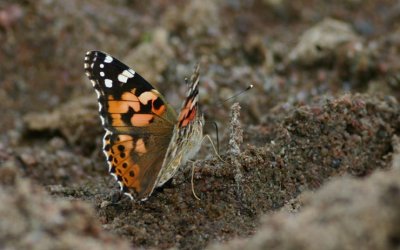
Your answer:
(84, 51), (203, 200)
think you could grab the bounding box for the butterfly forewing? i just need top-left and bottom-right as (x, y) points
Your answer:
(84, 51), (176, 133)
(84, 51), (177, 200)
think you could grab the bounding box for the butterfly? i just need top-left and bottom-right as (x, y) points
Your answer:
(84, 51), (204, 201)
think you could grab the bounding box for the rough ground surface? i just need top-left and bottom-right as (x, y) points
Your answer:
(1, 0), (400, 249)
(207, 140), (400, 250)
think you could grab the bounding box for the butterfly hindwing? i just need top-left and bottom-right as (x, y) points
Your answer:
(103, 130), (171, 199)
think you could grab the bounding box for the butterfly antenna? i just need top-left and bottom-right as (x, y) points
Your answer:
(204, 84), (253, 155)
(219, 84), (254, 104)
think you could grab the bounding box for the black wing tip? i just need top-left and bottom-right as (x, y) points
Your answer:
(84, 51), (111, 64)
(85, 50), (106, 56)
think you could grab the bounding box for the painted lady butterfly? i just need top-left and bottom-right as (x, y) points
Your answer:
(84, 51), (204, 201)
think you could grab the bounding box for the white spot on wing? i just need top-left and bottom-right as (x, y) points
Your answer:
(105, 79), (113, 88)
(100, 72), (105, 77)
(110, 173), (118, 180)
(118, 74), (128, 83)
(124, 192), (134, 200)
(94, 89), (100, 98)
(98, 102), (102, 112)
(128, 69), (136, 76)
(102, 129), (112, 172)
(100, 64), (104, 68)
(104, 55), (113, 63)
(118, 70), (135, 83)
(124, 69), (135, 78)
(99, 115), (105, 125)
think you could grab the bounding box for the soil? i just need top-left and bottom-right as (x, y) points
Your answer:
(1, 1), (400, 249)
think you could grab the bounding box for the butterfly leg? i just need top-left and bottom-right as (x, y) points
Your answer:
(201, 134), (225, 163)
(189, 160), (201, 201)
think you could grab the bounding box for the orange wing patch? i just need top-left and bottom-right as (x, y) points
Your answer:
(121, 164), (141, 189)
(104, 134), (147, 194)
(121, 92), (140, 102)
(178, 105), (197, 127)
(135, 138), (147, 154)
(131, 114), (154, 127)
(152, 102), (166, 116)
(108, 100), (140, 113)
(138, 91), (158, 104)
(107, 92), (141, 113)
(104, 135), (141, 192)
(110, 114), (125, 127)
(107, 91), (167, 127)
